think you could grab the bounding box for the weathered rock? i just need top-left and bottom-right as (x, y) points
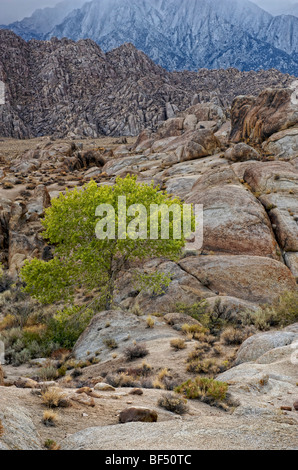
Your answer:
(15, 377), (39, 389)
(224, 143), (260, 162)
(230, 88), (298, 144)
(164, 312), (202, 329)
(186, 167), (279, 258)
(94, 383), (116, 392)
(1, 31), (291, 139)
(284, 253), (298, 281)
(262, 128), (298, 159)
(243, 161), (298, 195)
(236, 326), (298, 364)
(179, 255), (296, 304)
(119, 407), (158, 424)
(0, 389), (42, 450)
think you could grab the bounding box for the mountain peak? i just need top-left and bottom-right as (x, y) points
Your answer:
(1, 0), (298, 75)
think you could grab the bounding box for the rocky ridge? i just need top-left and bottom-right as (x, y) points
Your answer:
(2, 0), (298, 74)
(0, 30), (295, 139)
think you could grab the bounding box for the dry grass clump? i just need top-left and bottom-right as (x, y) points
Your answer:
(42, 410), (59, 427)
(181, 324), (209, 338)
(186, 358), (226, 375)
(221, 327), (247, 346)
(146, 316), (155, 329)
(38, 364), (59, 381)
(44, 439), (60, 450)
(175, 377), (228, 405)
(158, 393), (189, 415)
(170, 338), (186, 350)
(124, 342), (149, 361)
(103, 337), (118, 349)
(41, 387), (70, 408)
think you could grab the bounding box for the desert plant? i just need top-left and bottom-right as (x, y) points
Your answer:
(146, 316), (155, 329)
(175, 301), (209, 322)
(103, 337), (118, 349)
(221, 327), (247, 345)
(42, 410), (59, 427)
(44, 439), (60, 450)
(41, 388), (70, 408)
(175, 377), (228, 404)
(124, 342), (149, 361)
(38, 364), (59, 381)
(181, 324), (209, 338)
(46, 305), (94, 349)
(158, 393), (189, 415)
(170, 338), (186, 350)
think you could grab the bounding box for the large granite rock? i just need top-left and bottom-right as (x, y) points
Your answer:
(179, 255), (296, 303)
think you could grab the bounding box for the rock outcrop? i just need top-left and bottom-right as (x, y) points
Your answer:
(0, 30), (295, 139)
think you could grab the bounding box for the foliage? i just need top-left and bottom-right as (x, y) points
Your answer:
(0, 327), (58, 366)
(124, 342), (149, 361)
(175, 377), (228, 403)
(46, 306), (94, 349)
(175, 300), (209, 321)
(134, 271), (172, 297)
(21, 176), (192, 309)
(240, 291), (298, 330)
(170, 338), (186, 350)
(158, 393), (189, 415)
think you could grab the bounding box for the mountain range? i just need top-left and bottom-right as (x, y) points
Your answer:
(0, 29), (294, 139)
(1, 0), (298, 74)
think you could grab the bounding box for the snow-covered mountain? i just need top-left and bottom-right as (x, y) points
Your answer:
(0, 0), (86, 40)
(1, 0), (298, 74)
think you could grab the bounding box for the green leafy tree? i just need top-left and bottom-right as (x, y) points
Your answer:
(21, 176), (193, 310)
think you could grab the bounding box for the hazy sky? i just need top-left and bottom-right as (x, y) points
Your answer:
(0, 0), (297, 24)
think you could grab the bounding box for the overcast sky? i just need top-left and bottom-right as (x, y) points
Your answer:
(0, 0), (297, 24)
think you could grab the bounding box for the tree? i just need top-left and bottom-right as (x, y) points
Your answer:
(21, 176), (193, 310)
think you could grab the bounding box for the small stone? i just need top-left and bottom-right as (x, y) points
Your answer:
(119, 407), (158, 424)
(129, 388), (144, 396)
(14, 378), (38, 389)
(293, 401), (298, 411)
(280, 406), (292, 412)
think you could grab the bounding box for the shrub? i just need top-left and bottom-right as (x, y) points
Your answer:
(170, 338), (186, 350)
(124, 342), (149, 361)
(240, 291), (298, 330)
(103, 337), (118, 349)
(38, 364), (59, 381)
(186, 358), (226, 376)
(44, 439), (60, 450)
(158, 393), (189, 415)
(41, 388), (70, 408)
(175, 377), (228, 404)
(181, 324), (209, 337)
(146, 316), (155, 329)
(0, 327), (58, 366)
(175, 301), (209, 321)
(42, 410), (59, 427)
(105, 373), (141, 388)
(46, 306), (94, 349)
(221, 327), (247, 346)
